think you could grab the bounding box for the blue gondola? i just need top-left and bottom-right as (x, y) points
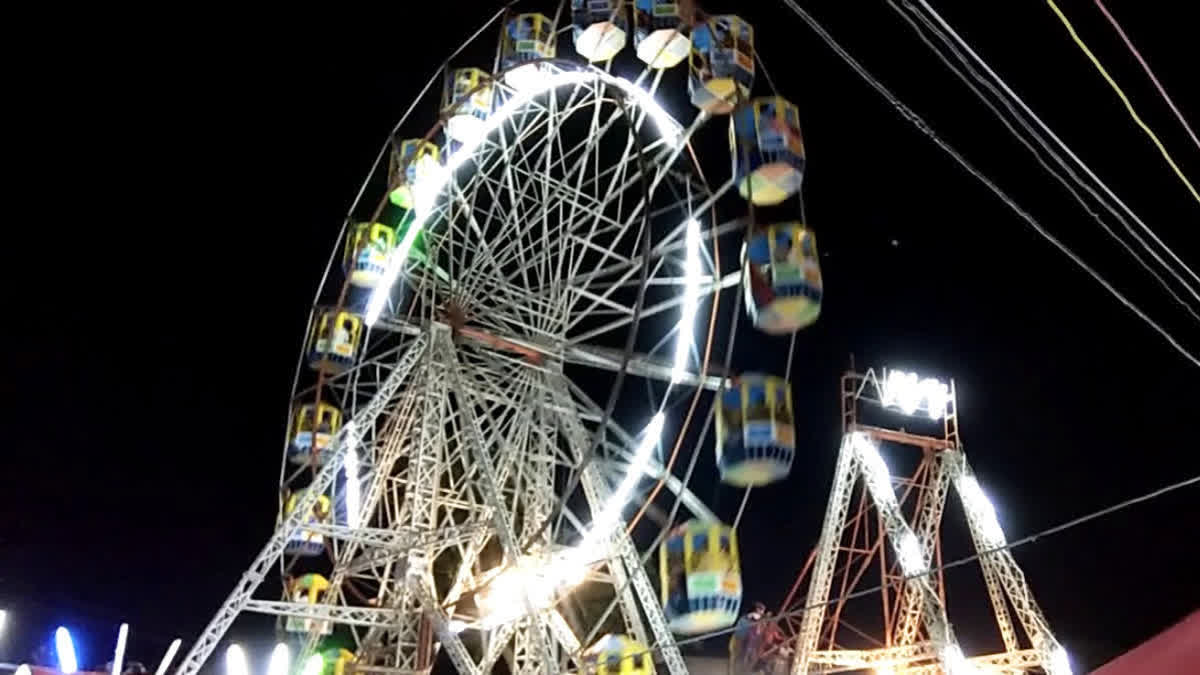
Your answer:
(710, 372), (796, 482)
(633, 0), (693, 69)
(716, 374), (795, 486)
(572, 1), (628, 63)
(500, 13), (556, 91)
(442, 67), (493, 144)
(743, 223), (822, 334)
(689, 15), (754, 114)
(659, 519), (742, 635)
(730, 97), (806, 205)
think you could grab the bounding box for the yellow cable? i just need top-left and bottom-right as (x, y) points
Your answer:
(1046, 0), (1200, 207)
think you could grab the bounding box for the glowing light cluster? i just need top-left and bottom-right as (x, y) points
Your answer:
(267, 643), (290, 675)
(1049, 645), (1073, 675)
(942, 645), (980, 674)
(15, 666), (31, 675)
(55, 627), (78, 675)
(672, 219), (703, 383)
(112, 623), (130, 675)
(155, 639), (183, 675)
(880, 369), (950, 420)
(853, 433), (896, 507)
(957, 474), (1006, 548)
(366, 67), (684, 326)
(0, 609), (6, 638)
(301, 653), (324, 675)
(225, 645), (249, 675)
(898, 532), (928, 576)
(476, 413), (665, 627)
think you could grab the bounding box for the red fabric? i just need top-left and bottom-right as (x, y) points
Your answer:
(1093, 610), (1200, 675)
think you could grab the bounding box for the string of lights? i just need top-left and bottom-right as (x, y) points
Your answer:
(1045, 0), (1200, 206)
(886, 0), (1200, 324)
(778, 0), (1200, 370)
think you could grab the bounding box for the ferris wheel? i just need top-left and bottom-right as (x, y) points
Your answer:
(177, 3), (821, 675)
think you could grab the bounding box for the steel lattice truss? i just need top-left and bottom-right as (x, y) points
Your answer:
(176, 61), (742, 675)
(781, 369), (1070, 674)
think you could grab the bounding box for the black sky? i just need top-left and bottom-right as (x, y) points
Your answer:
(3, 1), (1198, 672)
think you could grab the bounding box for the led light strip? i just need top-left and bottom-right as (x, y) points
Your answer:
(365, 66), (685, 326)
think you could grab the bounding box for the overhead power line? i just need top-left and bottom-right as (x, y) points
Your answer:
(1045, 0), (1200, 207)
(888, 0), (1200, 324)
(1091, 0), (1200, 154)
(905, 0), (1200, 294)
(776, 0), (1200, 370)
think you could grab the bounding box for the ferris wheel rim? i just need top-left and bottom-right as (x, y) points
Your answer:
(275, 54), (742, 617)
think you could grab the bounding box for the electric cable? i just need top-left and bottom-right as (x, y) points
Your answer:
(1045, 0), (1200, 206)
(908, 0), (1200, 291)
(888, 0), (1200, 324)
(778, 0), (1200, 370)
(1091, 0), (1200, 154)
(607, 471), (1200, 666)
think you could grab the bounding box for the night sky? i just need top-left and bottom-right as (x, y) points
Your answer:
(3, 1), (1198, 672)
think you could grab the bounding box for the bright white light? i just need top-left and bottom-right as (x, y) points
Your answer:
(881, 370), (949, 420)
(942, 644), (979, 674)
(301, 653), (324, 675)
(873, 668), (895, 675)
(0, 609), (6, 638)
(957, 475), (1006, 548)
(897, 532), (927, 576)
(112, 623), (129, 675)
(15, 666), (32, 675)
(447, 619), (468, 634)
(580, 413), (664, 548)
(344, 444), (362, 529)
(853, 433), (896, 506)
(672, 219), (703, 383)
(886, 370), (921, 415)
(56, 627), (79, 675)
(921, 378), (949, 420)
(154, 639), (182, 675)
(477, 413), (665, 627)
(1049, 644), (1073, 675)
(267, 643), (290, 675)
(365, 67), (684, 326)
(225, 644), (249, 675)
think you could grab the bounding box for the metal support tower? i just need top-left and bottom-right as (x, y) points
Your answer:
(781, 367), (1070, 674)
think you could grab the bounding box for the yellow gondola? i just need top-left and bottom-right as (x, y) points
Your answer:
(716, 374), (795, 487)
(571, 1), (628, 63)
(288, 402), (343, 465)
(308, 310), (363, 374)
(688, 15), (754, 114)
(582, 635), (654, 675)
(742, 223), (822, 334)
(730, 97), (806, 206)
(659, 519), (742, 635)
(342, 222), (397, 289)
(388, 139), (441, 210)
(285, 574), (332, 635)
(331, 649), (356, 675)
(442, 67), (493, 144)
(633, 0), (694, 69)
(283, 490), (333, 556)
(500, 13), (556, 92)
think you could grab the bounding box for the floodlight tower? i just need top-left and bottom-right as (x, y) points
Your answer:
(775, 367), (1071, 674)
